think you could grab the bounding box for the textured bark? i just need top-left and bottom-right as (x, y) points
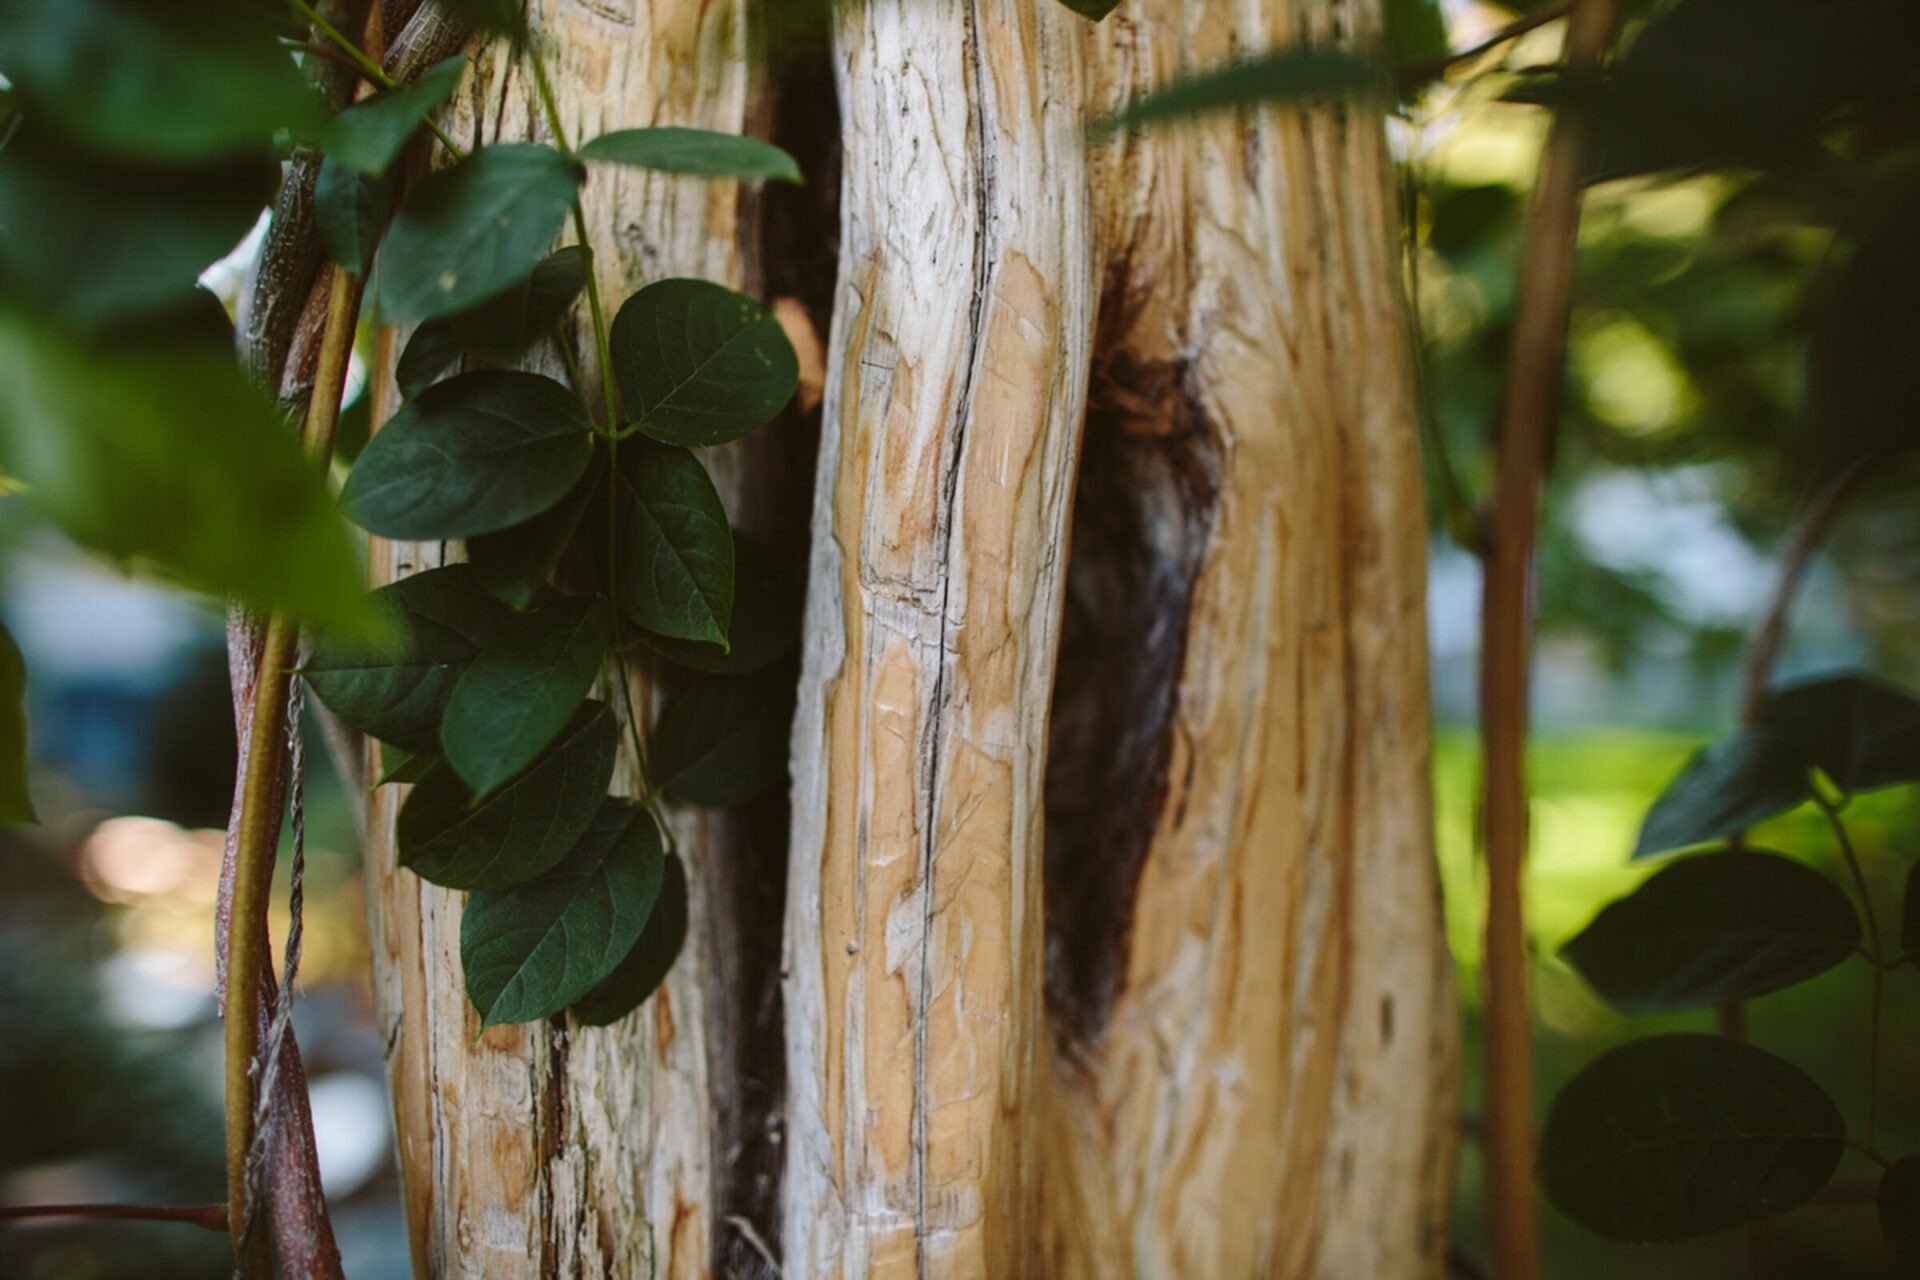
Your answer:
(360, 2), (757, 1275)
(360, 0), (1456, 1275)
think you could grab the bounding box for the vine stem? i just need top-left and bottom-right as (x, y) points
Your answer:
(1478, 1), (1617, 1277)
(287, 0), (465, 157)
(224, 266), (362, 1272)
(0, 1203), (229, 1232)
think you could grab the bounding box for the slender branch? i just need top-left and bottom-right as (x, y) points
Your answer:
(288, 0), (465, 158)
(1478, 2), (1617, 1277)
(224, 267), (363, 1271)
(1399, 1), (1576, 90)
(1738, 457), (1872, 723)
(0, 1203), (229, 1232)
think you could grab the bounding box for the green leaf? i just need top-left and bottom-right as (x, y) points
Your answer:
(1539, 1034), (1845, 1243)
(1632, 728), (1812, 859)
(651, 670), (793, 808)
(441, 594), (613, 796)
(1385, 0), (1449, 69)
(1879, 1157), (1920, 1273)
(469, 453), (601, 610)
(461, 801), (665, 1028)
(640, 534), (801, 674)
(304, 565), (512, 752)
(571, 851), (688, 1026)
(1054, 0), (1122, 19)
(0, 621), (34, 825)
(448, 245), (589, 365)
(340, 370), (594, 540)
(0, 0), (321, 159)
(577, 128), (801, 183)
(1094, 49), (1383, 134)
(0, 124), (273, 329)
(376, 744), (439, 787)
(610, 278), (799, 447)
(315, 154), (396, 279)
(400, 701), (617, 891)
(320, 57), (468, 177)
(1561, 852), (1860, 1013)
(614, 439), (734, 645)
(0, 313), (369, 630)
(397, 319), (461, 400)
(374, 144), (583, 323)
(1760, 674), (1920, 795)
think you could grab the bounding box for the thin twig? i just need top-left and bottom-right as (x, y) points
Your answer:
(1478, 1), (1618, 1278)
(0, 1203), (229, 1232)
(1398, 1), (1576, 90)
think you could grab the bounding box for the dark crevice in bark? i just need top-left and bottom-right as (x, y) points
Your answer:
(536, 1017), (571, 1279)
(1043, 336), (1222, 1053)
(705, 25), (838, 1280)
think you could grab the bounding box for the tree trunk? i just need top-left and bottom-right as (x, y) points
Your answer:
(361, 0), (1455, 1275)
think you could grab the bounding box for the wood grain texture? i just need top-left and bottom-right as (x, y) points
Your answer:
(779, 0), (1097, 1273)
(1039, 3), (1456, 1275)
(360, 2), (755, 1274)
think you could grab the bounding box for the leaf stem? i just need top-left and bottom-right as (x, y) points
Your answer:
(223, 266), (363, 1270)
(287, 0), (465, 158)
(0, 1203), (229, 1232)
(1819, 796), (1887, 1152)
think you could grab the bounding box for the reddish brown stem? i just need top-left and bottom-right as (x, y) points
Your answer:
(0, 1203), (229, 1232)
(1478, 2), (1618, 1277)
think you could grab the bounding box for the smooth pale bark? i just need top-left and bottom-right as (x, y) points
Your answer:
(361, 2), (752, 1275)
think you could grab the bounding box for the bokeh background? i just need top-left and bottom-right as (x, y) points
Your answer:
(2, 1), (1918, 1276)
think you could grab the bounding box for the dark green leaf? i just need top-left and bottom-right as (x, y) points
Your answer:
(1632, 727), (1811, 859)
(0, 0), (321, 159)
(397, 319), (461, 400)
(610, 278), (798, 447)
(0, 313), (370, 630)
(571, 851), (688, 1026)
(315, 154), (395, 279)
(376, 744), (439, 787)
(1054, 0), (1121, 18)
(441, 594), (613, 796)
(577, 128), (801, 183)
(1539, 1034), (1845, 1243)
(0, 621), (33, 825)
(469, 452), (601, 610)
(340, 370), (594, 540)
(614, 439), (733, 644)
(461, 801), (665, 1028)
(400, 701), (617, 891)
(448, 245), (588, 365)
(1760, 674), (1920, 795)
(1879, 1157), (1920, 1273)
(0, 124), (273, 329)
(1094, 50), (1382, 134)
(374, 144), (583, 323)
(304, 565), (512, 752)
(1385, 0), (1449, 68)
(320, 56), (468, 177)
(641, 535), (801, 674)
(1561, 852), (1860, 1013)
(651, 669), (794, 808)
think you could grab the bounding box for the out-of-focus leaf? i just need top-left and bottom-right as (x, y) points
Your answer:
(340, 371), (593, 541)
(0, 0), (321, 159)
(1385, 0), (1449, 71)
(320, 56), (467, 177)
(1561, 851), (1859, 1012)
(1880, 1157), (1920, 1273)
(1094, 49), (1383, 134)
(374, 144), (583, 323)
(1902, 861), (1920, 967)
(570, 850), (688, 1026)
(430, 0), (529, 41)
(1632, 727), (1811, 858)
(1054, 0), (1122, 19)
(578, 128), (801, 183)
(610, 278), (798, 447)
(1539, 1034), (1844, 1242)
(1760, 674), (1920, 794)
(0, 125), (272, 329)
(0, 621), (33, 825)
(461, 801), (665, 1028)
(0, 313), (370, 630)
